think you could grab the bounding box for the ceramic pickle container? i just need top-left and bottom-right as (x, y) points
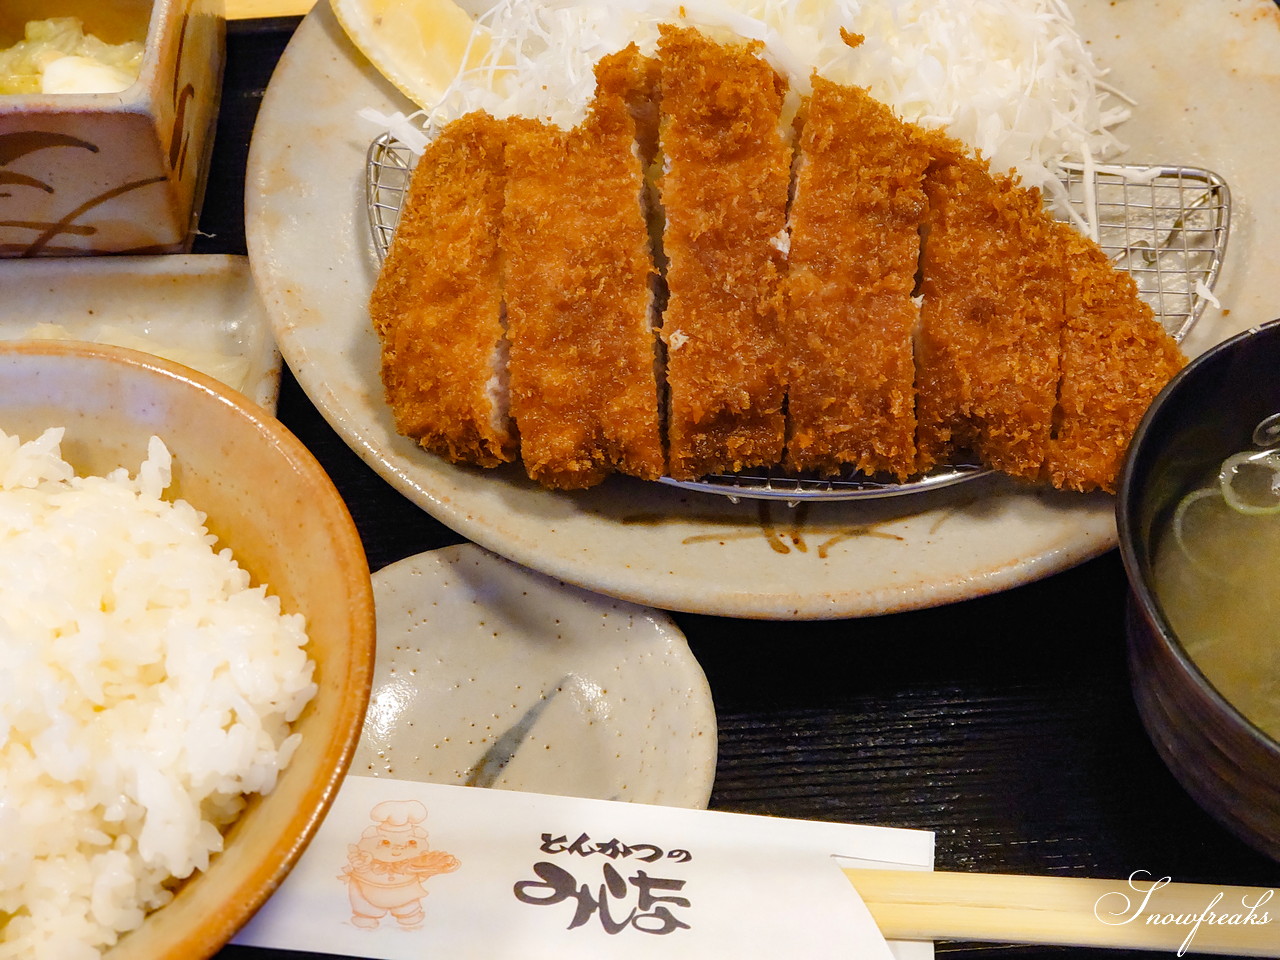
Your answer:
(0, 0), (224, 256)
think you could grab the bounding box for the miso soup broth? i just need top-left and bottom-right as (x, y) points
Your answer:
(1152, 449), (1280, 739)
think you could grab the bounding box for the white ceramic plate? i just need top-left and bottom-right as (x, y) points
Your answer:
(352, 544), (717, 808)
(0, 254), (281, 411)
(245, 0), (1280, 619)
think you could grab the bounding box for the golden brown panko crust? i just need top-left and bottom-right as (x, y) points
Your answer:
(784, 76), (929, 480)
(657, 24), (791, 481)
(370, 26), (1186, 498)
(368, 110), (516, 468)
(915, 134), (1065, 482)
(501, 46), (665, 490)
(1045, 224), (1186, 493)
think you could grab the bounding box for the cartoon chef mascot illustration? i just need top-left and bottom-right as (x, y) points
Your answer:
(341, 799), (460, 929)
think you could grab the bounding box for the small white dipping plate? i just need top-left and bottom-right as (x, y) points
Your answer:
(354, 544), (717, 808)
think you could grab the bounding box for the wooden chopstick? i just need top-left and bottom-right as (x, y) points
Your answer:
(844, 869), (1279, 956)
(225, 0), (316, 19)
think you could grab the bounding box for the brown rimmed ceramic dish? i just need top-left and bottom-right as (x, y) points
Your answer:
(0, 340), (375, 958)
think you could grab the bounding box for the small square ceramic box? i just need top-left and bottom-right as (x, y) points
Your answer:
(0, 0), (224, 256)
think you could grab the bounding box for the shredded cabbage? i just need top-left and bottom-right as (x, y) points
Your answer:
(417, 0), (1130, 196)
(0, 17), (143, 95)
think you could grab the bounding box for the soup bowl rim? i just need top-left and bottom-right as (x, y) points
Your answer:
(1117, 316), (1280, 758)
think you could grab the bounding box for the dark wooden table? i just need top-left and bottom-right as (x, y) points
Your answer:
(209, 15), (1278, 960)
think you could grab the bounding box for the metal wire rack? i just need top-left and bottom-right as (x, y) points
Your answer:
(366, 134), (1231, 503)
(366, 132), (415, 259)
(1053, 162), (1230, 343)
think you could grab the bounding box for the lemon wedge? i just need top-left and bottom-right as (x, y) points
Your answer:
(331, 0), (488, 110)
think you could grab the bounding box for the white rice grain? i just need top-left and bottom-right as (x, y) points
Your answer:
(0, 428), (317, 959)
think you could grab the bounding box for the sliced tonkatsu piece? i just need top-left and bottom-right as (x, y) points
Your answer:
(368, 110), (516, 468)
(914, 135), (1065, 481)
(1045, 224), (1185, 493)
(784, 76), (929, 480)
(500, 45), (664, 490)
(656, 24), (792, 481)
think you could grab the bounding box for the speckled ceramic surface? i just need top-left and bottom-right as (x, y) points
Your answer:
(352, 544), (717, 809)
(0, 254), (281, 410)
(245, 0), (1280, 619)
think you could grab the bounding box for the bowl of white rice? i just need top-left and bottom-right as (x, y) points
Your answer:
(0, 340), (375, 958)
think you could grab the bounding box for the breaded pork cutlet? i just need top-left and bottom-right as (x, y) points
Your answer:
(1045, 224), (1185, 493)
(501, 46), (664, 489)
(914, 136), (1065, 481)
(657, 25), (791, 481)
(618, 44), (662, 171)
(368, 110), (515, 468)
(784, 76), (929, 480)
